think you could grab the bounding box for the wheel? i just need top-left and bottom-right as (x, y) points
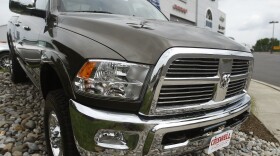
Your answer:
(0, 52), (11, 71)
(44, 89), (79, 156)
(10, 52), (29, 83)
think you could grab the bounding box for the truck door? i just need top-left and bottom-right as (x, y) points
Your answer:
(16, 0), (49, 86)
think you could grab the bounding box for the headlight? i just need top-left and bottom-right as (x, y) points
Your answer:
(74, 60), (150, 100)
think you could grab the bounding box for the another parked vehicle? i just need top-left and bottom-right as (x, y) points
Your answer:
(7, 0), (254, 155)
(0, 42), (11, 71)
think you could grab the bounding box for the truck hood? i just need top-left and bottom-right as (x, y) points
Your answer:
(58, 13), (248, 64)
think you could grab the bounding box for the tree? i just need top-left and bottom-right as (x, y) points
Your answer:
(253, 38), (280, 52)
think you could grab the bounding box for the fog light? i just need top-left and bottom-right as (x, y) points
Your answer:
(94, 130), (139, 150)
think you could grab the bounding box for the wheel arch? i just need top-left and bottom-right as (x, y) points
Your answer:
(40, 55), (76, 100)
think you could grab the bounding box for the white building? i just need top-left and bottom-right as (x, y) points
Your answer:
(154, 0), (226, 34)
(196, 0), (226, 34)
(159, 0), (197, 25)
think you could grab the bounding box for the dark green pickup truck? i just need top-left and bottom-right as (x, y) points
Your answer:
(7, 0), (254, 155)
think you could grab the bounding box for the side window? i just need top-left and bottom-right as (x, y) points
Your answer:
(36, 0), (49, 10)
(206, 9), (213, 28)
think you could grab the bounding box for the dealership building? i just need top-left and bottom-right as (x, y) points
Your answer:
(149, 0), (226, 34)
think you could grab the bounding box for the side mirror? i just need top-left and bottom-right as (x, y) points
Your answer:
(9, 0), (35, 15)
(9, 0), (46, 18)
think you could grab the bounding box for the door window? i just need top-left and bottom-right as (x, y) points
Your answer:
(36, 0), (49, 10)
(206, 9), (213, 28)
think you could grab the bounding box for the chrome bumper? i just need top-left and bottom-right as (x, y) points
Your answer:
(69, 94), (251, 156)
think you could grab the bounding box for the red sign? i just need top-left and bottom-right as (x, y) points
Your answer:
(173, 4), (187, 14)
(210, 133), (231, 146)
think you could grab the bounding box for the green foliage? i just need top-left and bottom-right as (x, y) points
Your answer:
(253, 38), (280, 52)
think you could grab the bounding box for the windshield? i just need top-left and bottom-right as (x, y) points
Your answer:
(58, 0), (167, 21)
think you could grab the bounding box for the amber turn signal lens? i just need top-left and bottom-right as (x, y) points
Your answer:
(77, 62), (96, 79)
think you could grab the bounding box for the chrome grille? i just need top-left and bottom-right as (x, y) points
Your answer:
(226, 79), (246, 99)
(166, 58), (219, 78)
(140, 48), (254, 116)
(231, 59), (249, 75)
(157, 84), (215, 107)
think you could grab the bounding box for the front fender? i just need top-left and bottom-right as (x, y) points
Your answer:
(40, 50), (76, 99)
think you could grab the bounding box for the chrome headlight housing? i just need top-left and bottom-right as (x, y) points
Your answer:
(74, 60), (150, 100)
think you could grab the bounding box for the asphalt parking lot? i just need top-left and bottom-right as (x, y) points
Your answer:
(252, 52), (280, 87)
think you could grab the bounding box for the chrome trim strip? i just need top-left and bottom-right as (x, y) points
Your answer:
(163, 76), (220, 85)
(158, 93), (213, 100)
(156, 93), (246, 116)
(139, 48), (253, 116)
(70, 100), (145, 124)
(153, 94), (250, 133)
(164, 140), (189, 150)
(157, 97), (212, 104)
(96, 142), (129, 150)
(230, 73), (249, 81)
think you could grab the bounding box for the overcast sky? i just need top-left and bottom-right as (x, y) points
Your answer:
(0, 0), (279, 45)
(219, 0), (280, 45)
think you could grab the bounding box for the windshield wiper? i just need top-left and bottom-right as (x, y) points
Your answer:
(72, 11), (113, 14)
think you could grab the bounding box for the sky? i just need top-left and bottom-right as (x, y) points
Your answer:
(0, 0), (17, 26)
(219, 0), (280, 45)
(0, 0), (279, 46)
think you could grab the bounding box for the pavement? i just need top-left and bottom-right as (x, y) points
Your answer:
(252, 52), (280, 87)
(249, 79), (280, 142)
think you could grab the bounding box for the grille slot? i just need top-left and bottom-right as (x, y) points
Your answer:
(166, 58), (219, 78)
(226, 79), (246, 99)
(157, 84), (215, 107)
(232, 60), (249, 76)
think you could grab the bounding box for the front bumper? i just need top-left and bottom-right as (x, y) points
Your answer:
(69, 94), (251, 156)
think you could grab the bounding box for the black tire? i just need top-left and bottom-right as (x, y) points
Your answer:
(10, 52), (29, 83)
(44, 89), (79, 156)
